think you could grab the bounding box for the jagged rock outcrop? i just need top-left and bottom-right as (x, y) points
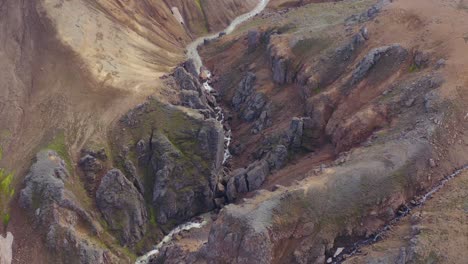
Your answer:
(113, 99), (224, 229)
(344, 0), (390, 26)
(232, 72), (257, 110)
(232, 72), (268, 122)
(248, 30), (260, 53)
(266, 145), (288, 170)
(174, 66), (203, 94)
(346, 44), (408, 88)
(242, 92), (268, 122)
(226, 160), (270, 202)
(78, 154), (104, 193)
(296, 28), (369, 100)
(181, 90), (208, 109)
(289, 117), (304, 149)
(148, 129), (222, 224)
(19, 150), (116, 263)
(268, 41), (293, 85)
(251, 106), (272, 134)
(96, 169), (148, 247)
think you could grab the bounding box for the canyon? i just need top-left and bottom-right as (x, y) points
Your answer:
(0, 0), (467, 263)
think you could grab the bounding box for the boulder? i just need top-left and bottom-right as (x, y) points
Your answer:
(96, 169), (148, 246)
(226, 159), (273, 202)
(413, 50), (430, 68)
(226, 168), (248, 202)
(266, 145), (288, 170)
(246, 160), (270, 190)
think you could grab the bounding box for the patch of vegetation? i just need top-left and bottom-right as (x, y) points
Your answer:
(292, 37), (330, 57)
(45, 132), (72, 170)
(193, 0), (210, 34)
(0, 147), (14, 230)
(276, 23), (296, 34)
(408, 63), (419, 73)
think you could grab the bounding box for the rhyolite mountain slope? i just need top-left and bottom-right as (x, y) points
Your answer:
(0, 0), (260, 262)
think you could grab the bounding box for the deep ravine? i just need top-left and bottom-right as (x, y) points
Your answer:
(329, 164), (468, 264)
(135, 1), (270, 263)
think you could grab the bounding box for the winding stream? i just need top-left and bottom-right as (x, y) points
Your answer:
(135, 1), (269, 263)
(187, 0), (270, 74)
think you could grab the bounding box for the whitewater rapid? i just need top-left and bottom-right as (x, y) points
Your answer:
(135, 1), (269, 263)
(135, 221), (207, 264)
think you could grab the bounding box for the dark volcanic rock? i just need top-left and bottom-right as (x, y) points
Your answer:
(248, 30), (260, 53)
(78, 154), (103, 192)
(348, 44), (408, 88)
(241, 92), (267, 122)
(115, 98), (225, 230)
(272, 57), (289, 85)
(183, 59), (199, 77)
(344, 0), (389, 25)
(266, 145), (288, 170)
(181, 90), (208, 109)
(96, 169), (148, 247)
(226, 159), (272, 202)
(19, 150), (113, 263)
(299, 29), (369, 92)
(246, 160), (270, 191)
(289, 117), (304, 149)
(174, 66), (202, 94)
(232, 72), (257, 110)
(232, 72), (268, 122)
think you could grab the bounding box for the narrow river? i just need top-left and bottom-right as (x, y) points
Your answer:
(135, 1), (269, 263)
